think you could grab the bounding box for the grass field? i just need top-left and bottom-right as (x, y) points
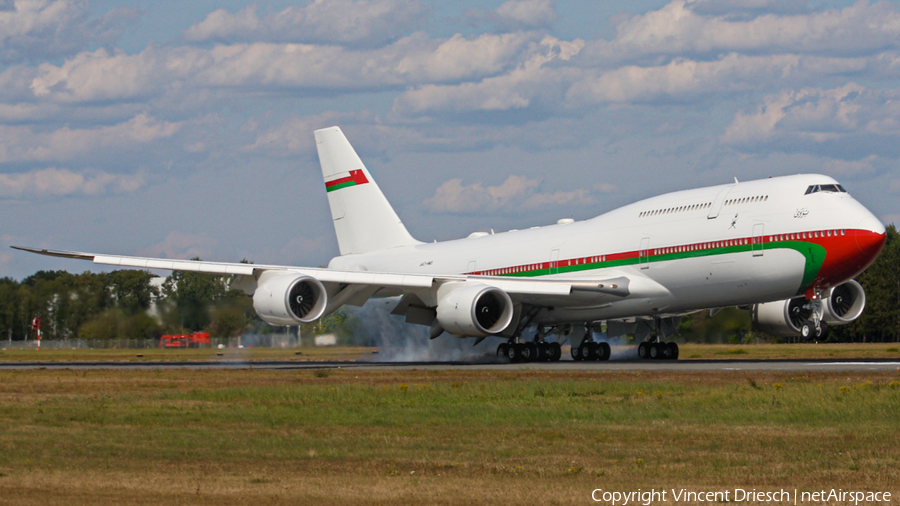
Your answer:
(1, 342), (900, 363)
(1, 366), (899, 505)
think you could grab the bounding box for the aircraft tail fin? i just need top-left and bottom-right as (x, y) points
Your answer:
(314, 126), (421, 255)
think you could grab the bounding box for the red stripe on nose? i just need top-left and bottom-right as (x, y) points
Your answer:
(813, 229), (886, 289)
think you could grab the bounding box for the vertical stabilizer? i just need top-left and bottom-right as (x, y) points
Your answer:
(315, 126), (421, 255)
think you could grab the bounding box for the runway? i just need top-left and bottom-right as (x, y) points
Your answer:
(2, 358), (900, 372)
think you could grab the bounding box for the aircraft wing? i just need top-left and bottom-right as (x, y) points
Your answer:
(11, 246), (578, 297)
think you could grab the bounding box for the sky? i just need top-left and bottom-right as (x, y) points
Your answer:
(1, 0), (900, 279)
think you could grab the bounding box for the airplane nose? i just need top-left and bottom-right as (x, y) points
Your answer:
(855, 214), (886, 263)
(857, 214), (886, 237)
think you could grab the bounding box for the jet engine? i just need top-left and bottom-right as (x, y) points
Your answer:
(436, 283), (514, 337)
(253, 274), (327, 326)
(750, 280), (866, 336)
(821, 279), (866, 324)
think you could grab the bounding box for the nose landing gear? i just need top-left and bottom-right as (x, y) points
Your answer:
(799, 288), (831, 341)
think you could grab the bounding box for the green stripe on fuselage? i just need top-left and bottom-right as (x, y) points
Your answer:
(500, 241), (826, 295)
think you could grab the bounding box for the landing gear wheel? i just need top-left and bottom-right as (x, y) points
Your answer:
(507, 344), (521, 363)
(525, 342), (537, 362)
(597, 342), (611, 361)
(800, 320), (814, 340)
(550, 342), (562, 362)
(815, 322), (830, 340)
(571, 343), (583, 361)
(638, 342), (650, 359)
(534, 343), (546, 361)
(649, 342), (663, 359)
(661, 342), (673, 359)
(583, 342), (597, 360)
(540, 343), (553, 362)
(579, 343), (589, 360)
(497, 343), (510, 360)
(666, 342), (679, 360)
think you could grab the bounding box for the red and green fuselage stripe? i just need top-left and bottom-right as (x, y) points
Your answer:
(325, 169), (369, 192)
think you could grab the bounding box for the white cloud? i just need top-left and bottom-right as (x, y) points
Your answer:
(465, 0), (557, 32)
(821, 155), (879, 177)
(0, 167), (144, 197)
(494, 0), (558, 30)
(27, 32), (542, 104)
(243, 112), (343, 156)
(31, 47), (176, 102)
(393, 35), (583, 114)
(567, 53), (870, 106)
(423, 175), (613, 214)
(0, 113), (181, 163)
(0, 0), (136, 63)
(585, 0), (900, 64)
(719, 83), (897, 145)
(137, 231), (217, 260)
(183, 0), (428, 47)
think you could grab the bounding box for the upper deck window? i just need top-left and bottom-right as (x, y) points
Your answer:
(805, 184), (846, 195)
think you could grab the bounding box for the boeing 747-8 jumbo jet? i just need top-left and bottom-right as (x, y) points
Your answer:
(15, 127), (886, 361)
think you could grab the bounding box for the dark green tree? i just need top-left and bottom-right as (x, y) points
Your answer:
(161, 258), (233, 331)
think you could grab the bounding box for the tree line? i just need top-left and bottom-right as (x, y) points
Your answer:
(0, 262), (259, 341)
(1, 225), (897, 343)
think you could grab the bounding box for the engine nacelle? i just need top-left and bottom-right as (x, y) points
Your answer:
(252, 274), (327, 326)
(751, 280), (866, 336)
(751, 297), (812, 337)
(822, 280), (865, 324)
(436, 283), (514, 337)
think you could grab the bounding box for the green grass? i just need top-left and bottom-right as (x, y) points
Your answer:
(0, 369), (899, 504)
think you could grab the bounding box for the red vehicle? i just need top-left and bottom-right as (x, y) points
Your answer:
(159, 332), (211, 348)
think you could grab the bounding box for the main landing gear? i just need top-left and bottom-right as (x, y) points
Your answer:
(571, 340), (611, 361)
(635, 317), (679, 360)
(637, 341), (679, 360)
(497, 341), (562, 363)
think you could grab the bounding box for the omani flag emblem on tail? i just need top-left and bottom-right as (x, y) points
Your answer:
(315, 126), (421, 256)
(325, 169), (369, 192)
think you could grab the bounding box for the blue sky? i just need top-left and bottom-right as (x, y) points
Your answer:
(1, 0), (899, 278)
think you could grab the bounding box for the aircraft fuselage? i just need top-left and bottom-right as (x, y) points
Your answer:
(329, 173), (886, 323)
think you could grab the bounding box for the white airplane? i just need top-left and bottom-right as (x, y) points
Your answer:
(15, 127), (886, 362)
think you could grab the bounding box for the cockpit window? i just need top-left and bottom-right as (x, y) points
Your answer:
(805, 184), (847, 195)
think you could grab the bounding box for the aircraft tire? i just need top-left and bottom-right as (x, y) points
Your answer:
(661, 343), (673, 359)
(598, 342), (611, 361)
(666, 342), (679, 360)
(583, 342), (597, 360)
(571, 344), (582, 361)
(550, 342), (562, 361)
(525, 342), (538, 362)
(497, 343), (510, 360)
(638, 342), (650, 359)
(507, 344), (521, 363)
(537, 343), (550, 362)
(800, 321), (813, 340)
(816, 322), (830, 341)
(649, 343), (662, 359)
